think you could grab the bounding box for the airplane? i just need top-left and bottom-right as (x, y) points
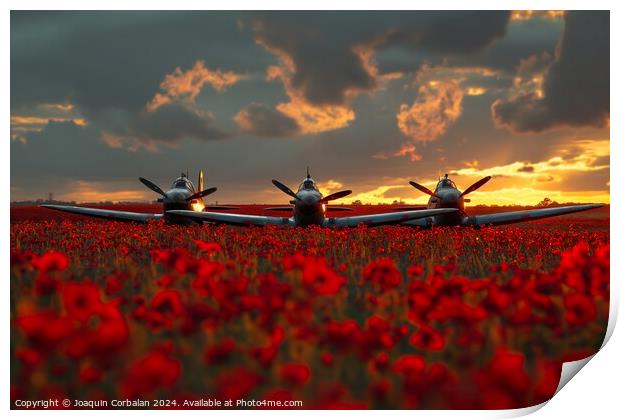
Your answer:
(168, 168), (459, 227)
(396, 173), (604, 228)
(40, 171), (238, 225)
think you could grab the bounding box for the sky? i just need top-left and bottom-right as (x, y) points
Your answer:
(10, 10), (610, 205)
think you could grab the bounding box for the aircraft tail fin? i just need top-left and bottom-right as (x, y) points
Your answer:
(198, 170), (204, 192)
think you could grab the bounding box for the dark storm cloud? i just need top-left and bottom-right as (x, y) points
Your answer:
(130, 104), (229, 143)
(517, 165), (535, 173)
(11, 121), (135, 179)
(235, 103), (300, 137)
(11, 11), (264, 114)
(376, 12), (511, 54)
(247, 11), (511, 106)
(492, 11), (610, 133)
(11, 11), (258, 147)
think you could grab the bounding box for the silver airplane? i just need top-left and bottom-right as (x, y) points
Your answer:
(40, 171), (237, 225)
(398, 173), (604, 228)
(168, 168), (458, 227)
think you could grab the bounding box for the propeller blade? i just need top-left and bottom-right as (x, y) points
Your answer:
(325, 206), (353, 212)
(320, 190), (352, 203)
(264, 207), (294, 212)
(272, 179), (300, 200)
(208, 205), (239, 210)
(186, 187), (217, 201)
(139, 177), (168, 198)
(409, 181), (439, 198)
(460, 176), (491, 197)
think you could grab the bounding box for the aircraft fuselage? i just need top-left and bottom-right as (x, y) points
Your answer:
(162, 187), (203, 225)
(292, 188), (325, 227)
(427, 185), (466, 226)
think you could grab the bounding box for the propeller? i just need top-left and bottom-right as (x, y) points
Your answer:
(139, 177), (169, 199)
(272, 179), (301, 200)
(186, 187), (218, 202)
(409, 181), (439, 198)
(460, 176), (491, 197)
(321, 190), (352, 203)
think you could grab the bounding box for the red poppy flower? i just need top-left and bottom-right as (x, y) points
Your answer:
(532, 360), (562, 403)
(321, 352), (334, 366)
(480, 347), (531, 395)
(409, 325), (445, 351)
(363, 258), (402, 291)
(194, 240), (222, 254)
(31, 250), (69, 272)
(205, 337), (236, 364)
(304, 263), (347, 296)
(215, 367), (262, 401)
(280, 363), (311, 385)
(564, 293), (597, 327)
(392, 354), (425, 377)
(151, 290), (186, 318)
(79, 365), (103, 384)
(15, 347), (42, 368)
(15, 311), (74, 347)
(62, 281), (103, 322)
(121, 349), (181, 398)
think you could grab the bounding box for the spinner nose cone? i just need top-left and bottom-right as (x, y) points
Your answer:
(164, 190), (188, 203)
(299, 190), (320, 205)
(439, 190), (461, 208)
(302, 195), (317, 205)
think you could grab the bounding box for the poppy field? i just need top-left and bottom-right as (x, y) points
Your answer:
(10, 205), (610, 409)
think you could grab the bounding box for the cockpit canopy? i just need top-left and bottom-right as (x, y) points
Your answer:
(172, 177), (195, 192)
(437, 178), (457, 189)
(299, 178), (317, 191)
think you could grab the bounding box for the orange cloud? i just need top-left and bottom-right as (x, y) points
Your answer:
(250, 36), (403, 136)
(274, 101), (355, 134)
(452, 140), (609, 181)
(352, 138), (609, 206)
(380, 65), (502, 160)
(10, 112), (88, 143)
(147, 60), (245, 112)
(465, 86), (487, 96)
(265, 61), (355, 134)
(40, 103), (75, 112)
(100, 132), (123, 149)
(11, 116), (87, 126)
(100, 131), (161, 153)
(347, 185), (608, 206)
(346, 183), (410, 205)
(372, 145), (422, 162)
(397, 79), (464, 142)
(393, 144), (422, 162)
(255, 40), (404, 135)
(353, 45), (404, 88)
(10, 101), (88, 135)
(510, 10), (565, 21)
(319, 179), (344, 195)
(57, 180), (151, 203)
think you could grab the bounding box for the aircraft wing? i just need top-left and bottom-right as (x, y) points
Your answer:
(40, 204), (163, 223)
(167, 210), (296, 227)
(207, 205), (239, 210)
(463, 204), (604, 227)
(263, 207), (293, 212)
(323, 208), (458, 228)
(326, 206), (353, 212)
(392, 206), (429, 211)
